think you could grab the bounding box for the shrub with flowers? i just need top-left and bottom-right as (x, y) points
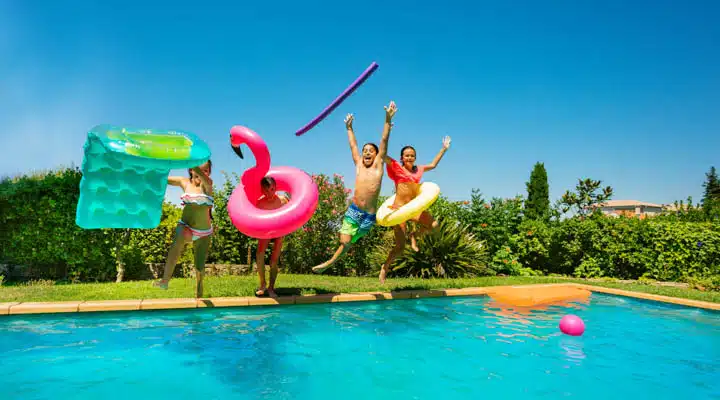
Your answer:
(279, 173), (386, 275)
(490, 245), (520, 275)
(508, 219), (552, 274)
(464, 190), (525, 256)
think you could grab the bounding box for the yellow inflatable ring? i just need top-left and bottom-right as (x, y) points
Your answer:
(376, 182), (441, 227)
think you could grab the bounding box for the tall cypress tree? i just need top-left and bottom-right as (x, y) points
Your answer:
(525, 162), (550, 220)
(702, 166), (720, 214)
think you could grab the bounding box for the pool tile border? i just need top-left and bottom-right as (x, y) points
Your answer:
(569, 283), (720, 311)
(1, 283), (717, 316)
(8, 301), (82, 315)
(79, 300), (142, 312)
(0, 302), (19, 315)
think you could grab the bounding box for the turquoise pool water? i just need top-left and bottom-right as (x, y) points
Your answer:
(1, 293), (718, 399)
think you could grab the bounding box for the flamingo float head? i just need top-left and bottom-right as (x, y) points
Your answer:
(231, 139), (244, 159)
(230, 127), (245, 159)
(230, 125), (274, 167)
(229, 125), (272, 183)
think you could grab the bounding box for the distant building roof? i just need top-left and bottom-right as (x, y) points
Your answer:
(592, 200), (664, 208)
(662, 203), (690, 211)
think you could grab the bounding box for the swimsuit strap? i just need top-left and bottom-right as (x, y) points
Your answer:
(181, 192), (214, 206)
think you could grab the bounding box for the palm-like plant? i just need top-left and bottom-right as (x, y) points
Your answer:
(372, 219), (492, 278)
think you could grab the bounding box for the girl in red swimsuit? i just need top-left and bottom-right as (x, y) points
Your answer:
(380, 136), (451, 283)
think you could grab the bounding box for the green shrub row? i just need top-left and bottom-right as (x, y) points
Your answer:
(1, 167), (718, 285)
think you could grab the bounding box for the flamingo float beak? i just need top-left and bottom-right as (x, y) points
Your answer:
(230, 134), (244, 159)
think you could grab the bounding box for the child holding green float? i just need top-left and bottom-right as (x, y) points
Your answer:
(153, 160), (214, 298)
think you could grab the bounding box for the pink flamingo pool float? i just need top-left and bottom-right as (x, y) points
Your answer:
(228, 126), (319, 239)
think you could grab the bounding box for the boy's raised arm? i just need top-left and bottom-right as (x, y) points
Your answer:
(345, 114), (361, 165)
(378, 100), (397, 161)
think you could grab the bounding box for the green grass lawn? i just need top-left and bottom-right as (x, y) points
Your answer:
(1, 274), (718, 304)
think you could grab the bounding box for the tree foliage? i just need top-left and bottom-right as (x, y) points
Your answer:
(702, 166), (720, 219)
(525, 162), (550, 221)
(559, 178), (613, 216)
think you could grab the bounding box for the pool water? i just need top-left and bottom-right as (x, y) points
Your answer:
(1, 293), (718, 399)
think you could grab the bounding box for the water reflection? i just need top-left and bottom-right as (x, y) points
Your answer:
(482, 298), (590, 345)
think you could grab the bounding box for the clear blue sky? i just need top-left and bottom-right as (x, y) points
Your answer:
(2, 0), (718, 206)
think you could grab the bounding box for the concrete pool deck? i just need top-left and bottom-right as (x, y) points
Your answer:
(1, 283), (718, 316)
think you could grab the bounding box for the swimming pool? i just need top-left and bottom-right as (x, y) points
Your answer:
(1, 293), (718, 399)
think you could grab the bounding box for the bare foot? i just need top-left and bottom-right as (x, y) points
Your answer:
(410, 234), (419, 252)
(312, 263), (330, 274)
(256, 287), (267, 297)
(379, 267), (389, 284)
(267, 288), (278, 299)
(153, 280), (169, 290)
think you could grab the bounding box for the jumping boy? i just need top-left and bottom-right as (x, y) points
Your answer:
(311, 101), (397, 274)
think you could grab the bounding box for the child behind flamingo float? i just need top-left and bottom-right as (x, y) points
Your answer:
(255, 176), (289, 298)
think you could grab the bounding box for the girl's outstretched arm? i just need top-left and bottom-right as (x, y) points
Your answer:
(345, 114), (361, 165)
(168, 176), (187, 187)
(422, 136), (451, 172)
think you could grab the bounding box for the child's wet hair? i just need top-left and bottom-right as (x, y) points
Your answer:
(188, 160), (212, 178)
(261, 176), (276, 189)
(363, 143), (379, 153)
(400, 145), (415, 158)
(400, 146), (418, 172)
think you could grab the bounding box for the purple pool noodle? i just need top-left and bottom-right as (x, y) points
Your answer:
(295, 62), (379, 136)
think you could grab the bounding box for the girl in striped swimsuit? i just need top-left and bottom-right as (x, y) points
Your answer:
(153, 160), (214, 297)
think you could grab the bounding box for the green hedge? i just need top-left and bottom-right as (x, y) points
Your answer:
(1, 168), (115, 281)
(1, 167), (719, 286)
(425, 192), (720, 283)
(0, 168), (386, 281)
(0, 168), (193, 281)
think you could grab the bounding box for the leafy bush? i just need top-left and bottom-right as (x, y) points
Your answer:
(279, 173), (386, 276)
(509, 219), (553, 274)
(206, 172), (252, 265)
(0, 167), (196, 282)
(371, 219), (491, 278)
(464, 191), (525, 256)
(490, 245), (520, 275)
(428, 196), (471, 224)
(642, 221), (720, 281)
(0, 167), (116, 281)
(544, 215), (720, 281)
(547, 215), (652, 278)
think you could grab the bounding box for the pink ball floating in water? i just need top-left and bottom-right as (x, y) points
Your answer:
(559, 315), (585, 336)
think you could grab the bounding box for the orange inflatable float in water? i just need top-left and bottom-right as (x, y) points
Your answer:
(487, 286), (591, 307)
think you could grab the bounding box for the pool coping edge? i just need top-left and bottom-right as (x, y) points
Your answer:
(1, 283), (718, 316)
